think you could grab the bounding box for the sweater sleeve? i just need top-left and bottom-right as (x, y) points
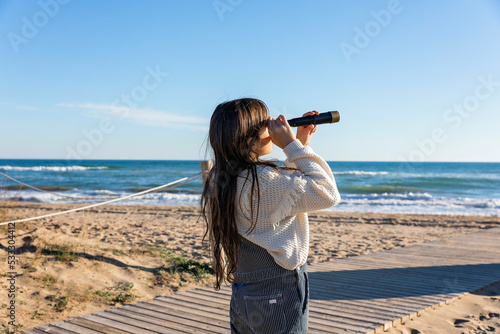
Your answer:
(273, 139), (340, 225)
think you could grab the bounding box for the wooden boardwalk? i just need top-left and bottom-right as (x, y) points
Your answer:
(25, 227), (500, 334)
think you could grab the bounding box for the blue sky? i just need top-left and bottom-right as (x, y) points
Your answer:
(1, 0), (499, 162)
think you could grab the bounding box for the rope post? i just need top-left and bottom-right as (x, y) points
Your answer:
(200, 160), (213, 184)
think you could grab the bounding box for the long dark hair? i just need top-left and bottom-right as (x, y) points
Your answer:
(200, 98), (294, 290)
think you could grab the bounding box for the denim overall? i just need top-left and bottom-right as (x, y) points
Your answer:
(229, 236), (309, 334)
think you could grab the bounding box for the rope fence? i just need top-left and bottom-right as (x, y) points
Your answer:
(0, 171), (204, 226)
(0, 171), (120, 200)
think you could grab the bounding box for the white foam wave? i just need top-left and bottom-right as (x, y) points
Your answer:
(346, 192), (434, 201)
(0, 165), (108, 172)
(2, 190), (498, 217)
(332, 170), (500, 181)
(335, 171), (389, 176)
(393, 172), (500, 180)
(0, 189), (200, 207)
(328, 193), (500, 216)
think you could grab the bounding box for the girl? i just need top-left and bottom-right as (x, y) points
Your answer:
(201, 98), (341, 333)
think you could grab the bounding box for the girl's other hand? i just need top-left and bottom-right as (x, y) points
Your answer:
(296, 110), (319, 147)
(268, 115), (296, 149)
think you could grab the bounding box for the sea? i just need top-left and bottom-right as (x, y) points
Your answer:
(1, 159), (499, 217)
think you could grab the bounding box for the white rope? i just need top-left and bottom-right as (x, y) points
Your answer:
(0, 171), (120, 200)
(0, 173), (202, 226)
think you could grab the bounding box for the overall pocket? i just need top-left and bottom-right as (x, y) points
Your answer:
(244, 293), (286, 334)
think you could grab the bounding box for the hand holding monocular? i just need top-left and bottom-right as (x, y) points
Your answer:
(287, 111), (340, 127)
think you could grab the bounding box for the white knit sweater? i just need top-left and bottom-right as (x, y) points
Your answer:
(235, 139), (341, 270)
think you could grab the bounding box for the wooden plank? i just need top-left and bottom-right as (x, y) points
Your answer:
(47, 320), (104, 334)
(26, 324), (81, 334)
(334, 258), (500, 282)
(181, 289), (232, 303)
(116, 305), (230, 334)
(308, 282), (449, 307)
(197, 287), (232, 297)
(333, 255), (500, 271)
(105, 308), (204, 334)
(23, 329), (55, 334)
(64, 318), (129, 334)
(319, 257), (500, 278)
(385, 244), (500, 256)
(309, 271), (466, 298)
(312, 283), (456, 307)
(154, 297), (230, 318)
(310, 253), (493, 270)
(418, 240), (500, 251)
(316, 268), (441, 308)
(334, 264), (500, 285)
(310, 265), (497, 286)
(308, 302), (401, 325)
(122, 302), (230, 332)
(309, 267), (488, 295)
(144, 299), (230, 323)
(310, 295), (416, 315)
(306, 319), (359, 334)
(311, 285), (443, 314)
(185, 290), (232, 305)
(169, 292), (230, 310)
(312, 251), (485, 266)
(307, 327), (342, 334)
(381, 249), (500, 262)
(79, 313), (158, 334)
(306, 306), (385, 330)
(138, 299), (231, 326)
(305, 311), (377, 334)
(311, 298), (420, 318)
(310, 298), (410, 321)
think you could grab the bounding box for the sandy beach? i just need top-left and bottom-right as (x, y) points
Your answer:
(0, 201), (499, 333)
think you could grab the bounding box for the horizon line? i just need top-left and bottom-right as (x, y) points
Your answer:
(0, 158), (499, 164)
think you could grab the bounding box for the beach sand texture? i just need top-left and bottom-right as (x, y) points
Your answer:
(0, 201), (499, 333)
(387, 280), (500, 334)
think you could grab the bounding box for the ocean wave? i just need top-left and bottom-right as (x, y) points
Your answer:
(0, 189), (200, 207)
(2, 189), (498, 217)
(127, 187), (202, 194)
(388, 171), (500, 181)
(0, 165), (108, 172)
(332, 169), (500, 181)
(344, 192), (434, 201)
(92, 189), (119, 195)
(334, 171), (389, 176)
(340, 185), (424, 194)
(330, 193), (500, 216)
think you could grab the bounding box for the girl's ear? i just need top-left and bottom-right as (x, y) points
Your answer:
(247, 136), (260, 161)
